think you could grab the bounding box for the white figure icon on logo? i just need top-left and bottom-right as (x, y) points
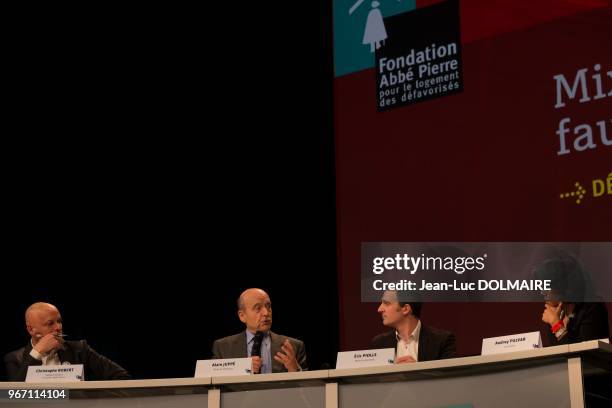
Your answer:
(349, 0), (389, 52)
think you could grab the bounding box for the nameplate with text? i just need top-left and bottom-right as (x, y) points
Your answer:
(481, 332), (542, 355)
(195, 358), (252, 377)
(336, 348), (395, 369)
(26, 364), (84, 382)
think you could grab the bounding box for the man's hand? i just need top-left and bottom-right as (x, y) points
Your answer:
(542, 303), (563, 326)
(274, 339), (300, 372)
(395, 356), (416, 364)
(251, 356), (262, 374)
(33, 333), (63, 355)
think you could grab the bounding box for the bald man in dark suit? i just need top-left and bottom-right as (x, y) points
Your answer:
(212, 289), (307, 373)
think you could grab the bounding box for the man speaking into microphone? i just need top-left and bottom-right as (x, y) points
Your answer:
(211, 288), (307, 373)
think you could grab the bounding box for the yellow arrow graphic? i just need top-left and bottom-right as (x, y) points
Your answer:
(560, 182), (586, 204)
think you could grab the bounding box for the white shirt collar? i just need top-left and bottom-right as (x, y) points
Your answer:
(396, 319), (421, 342)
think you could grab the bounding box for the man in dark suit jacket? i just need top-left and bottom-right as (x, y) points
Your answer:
(212, 288), (307, 373)
(4, 302), (131, 381)
(370, 291), (456, 363)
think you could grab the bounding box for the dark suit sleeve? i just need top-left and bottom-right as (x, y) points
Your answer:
(572, 304), (610, 342)
(544, 328), (563, 345)
(369, 335), (383, 350)
(544, 322), (575, 345)
(294, 340), (308, 371)
(369, 332), (396, 351)
(4, 351), (42, 382)
(80, 341), (131, 380)
(212, 340), (223, 359)
(438, 332), (457, 359)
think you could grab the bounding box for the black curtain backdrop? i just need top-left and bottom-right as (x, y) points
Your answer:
(2, 2), (336, 380)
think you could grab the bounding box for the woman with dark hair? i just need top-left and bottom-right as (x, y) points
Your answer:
(537, 255), (610, 345)
(542, 300), (609, 345)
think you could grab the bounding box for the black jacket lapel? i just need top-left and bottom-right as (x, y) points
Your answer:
(417, 325), (431, 361)
(22, 343), (42, 367)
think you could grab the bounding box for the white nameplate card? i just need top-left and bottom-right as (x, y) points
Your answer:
(481, 331), (542, 355)
(336, 348), (395, 369)
(195, 358), (252, 377)
(26, 364), (84, 382)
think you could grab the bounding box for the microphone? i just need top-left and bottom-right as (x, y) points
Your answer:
(251, 331), (264, 374)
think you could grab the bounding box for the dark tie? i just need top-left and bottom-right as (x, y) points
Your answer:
(251, 331), (264, 358)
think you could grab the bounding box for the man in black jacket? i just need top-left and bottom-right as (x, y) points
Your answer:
(4, 302), (131, 381)
(370, 291), (456, 363)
